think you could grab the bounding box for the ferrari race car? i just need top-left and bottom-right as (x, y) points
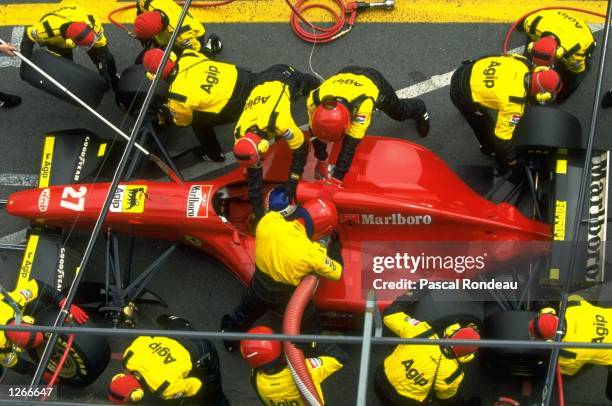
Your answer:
(3, 78), (610, 382)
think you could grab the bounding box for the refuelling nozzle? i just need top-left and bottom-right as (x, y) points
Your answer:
(365, 0), (395, 10)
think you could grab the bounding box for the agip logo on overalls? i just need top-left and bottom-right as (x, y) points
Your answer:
(110, 185), (148, 213)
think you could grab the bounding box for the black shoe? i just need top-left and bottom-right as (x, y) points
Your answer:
(414, 100), (430, 137)
(194, 146), (226, 162)
(203, 34), (223, 56)
(220, 314), (239, 353)
(157, 314), (191, 330)
(0, 93), (22, 109)
(602, 89), (612, 109)
(480, 145), (495, 157)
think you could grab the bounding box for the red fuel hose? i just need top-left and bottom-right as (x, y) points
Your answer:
(503, 6), (607, 53)
(556, 364), (565, 406)
(286, 0), (351, 44)
(108, 1), (237, 33)
(283, 274), (323, 406)
(45, 334), (74, 392)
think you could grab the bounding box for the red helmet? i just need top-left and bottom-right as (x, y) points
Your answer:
(530, 67), (562, 100)
(5, 319), (44, 349)
(300, 198), (338, 240)
(530, 36), (560, 66)
(311, 100), (351, 142)
(234, 132), (269, 168)
(133, 11), (164, 39)
(108, 372), (144, 404)
(448, 327), (480, 358)
(528, 313), (559, 340)
(240, 326), (281, 368)
(65, 22), (95, 48)
(142, 48), (176, 80)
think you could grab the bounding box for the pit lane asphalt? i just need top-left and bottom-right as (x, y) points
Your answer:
(1, 21), (612, 405)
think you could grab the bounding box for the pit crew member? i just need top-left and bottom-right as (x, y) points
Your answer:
(221, 191), (343, 352)
(375, 294), (480, 405)
(449, 54), (562, 175)
(19, 5), (119, 90)
(232, 64), (321, 218)
(519, 9), (595, 102)
(108, 314), (228, 405)
(528, 296), (612, 400)
(307, 66), (430, 198)
(0, 43), (21, 109)
(142, 48), (255, 162)
(0, 279), (88, 377)
(240, 326), (347, 405)
(134, 0), (222, 56)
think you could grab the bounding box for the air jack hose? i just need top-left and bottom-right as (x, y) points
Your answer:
(283, 274), (323, 406)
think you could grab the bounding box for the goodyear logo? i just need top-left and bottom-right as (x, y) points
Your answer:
(553, 200), (567, 241)
(110, 185), (148, 214)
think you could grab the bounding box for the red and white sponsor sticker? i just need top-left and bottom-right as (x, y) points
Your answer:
(509, 114), (521, 127)
(353, 114), (367, 124)
(340, 213), (360, 224)
(406, 317), (421, 326)
(186, 185), (213, 218)
(308, 357), (323, 369)
(38, 188), (51, 212)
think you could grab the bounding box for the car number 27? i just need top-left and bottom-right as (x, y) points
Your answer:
(60, 186), (87, 212)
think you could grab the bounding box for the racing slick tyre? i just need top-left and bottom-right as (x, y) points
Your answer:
(513, 106), (583, 153)
(21, 49), (107, 108)
(115, 64), (169, 117)
(406, 289), (484, 332)
(480, 310), (549, 377)
(29, 305), (110, 387)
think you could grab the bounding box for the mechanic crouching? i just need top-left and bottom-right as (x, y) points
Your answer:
(19, 5), (119, 90)
(240, 326), (347, 405)
(232, 65), (321, 220)
(519, 9), (595, 102)
(528, 295), (612, 401)
(449, 54), (562, 178)
(1, 278), (88, 377)
(221, 189), (343, 352)
(134, 0), (222, 57)
(142, 48), (255, 162)
(307, 66), (430, 199)
(375, 294), (481, 406)
(108, 314), (228, 405)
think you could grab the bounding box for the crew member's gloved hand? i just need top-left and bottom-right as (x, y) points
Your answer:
(156, 105), (173, 128)
(318, 177), (342, 200)
(282, 179), (298, 201)
(59, 299), (89, 324)
(314, 160), (329, 180)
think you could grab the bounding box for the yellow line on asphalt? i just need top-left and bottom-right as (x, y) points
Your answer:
(0, 0), (607, 26)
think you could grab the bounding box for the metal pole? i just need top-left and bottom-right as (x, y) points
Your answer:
(0, 38), (150, 156)
(356, 290), (375, 406)
(28, 0), (195, 390)
(541, 2), (612, 404)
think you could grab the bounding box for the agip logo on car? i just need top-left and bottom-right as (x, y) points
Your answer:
(186, 185), (212, 218)
(110, 185), (148, 213)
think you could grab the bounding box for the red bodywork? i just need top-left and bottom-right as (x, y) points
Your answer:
(7, 136), (551, 313)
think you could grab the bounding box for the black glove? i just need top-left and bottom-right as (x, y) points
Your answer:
(326, 232), (344, 267)
(282, 178), (298, 201)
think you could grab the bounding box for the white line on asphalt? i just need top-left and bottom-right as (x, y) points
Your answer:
(0, 228), (27, 245)
(0, 173), (38, 187)
(0, 26), (23, 68)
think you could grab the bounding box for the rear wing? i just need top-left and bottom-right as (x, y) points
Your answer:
(547, 150), (609, 285)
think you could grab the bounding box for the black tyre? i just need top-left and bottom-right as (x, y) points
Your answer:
(115, 64), (169, 117)
(405, 289), (484, 332)
(513, 106), (583, 153)
(480, 310), (549, 377)
(30, 306), (110, 387)
(21, 50), (107, 108)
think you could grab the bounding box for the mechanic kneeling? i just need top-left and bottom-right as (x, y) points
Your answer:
(108, 314), (228, 405)
(375, 294), (481, 406)
(142, 48), (255, 162)
(519, 9), (595, 103)
(134, 0), (222, 57)
(232, 64), (321, 219)
(449, 54), (562, 177)
(307, 66), (430, 199)
(528, 295), (612, 401)
(19, 5), (120, 90)
(1, 278), (88, 377)
(240, 326), (347, 405)
(221, 189), (343, 352)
